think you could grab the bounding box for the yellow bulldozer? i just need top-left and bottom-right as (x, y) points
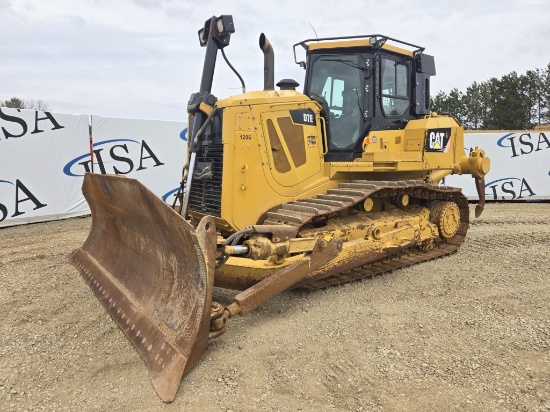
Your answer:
(69, 15), (490, 402)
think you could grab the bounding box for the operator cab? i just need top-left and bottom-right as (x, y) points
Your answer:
(296, 35), (436, 161)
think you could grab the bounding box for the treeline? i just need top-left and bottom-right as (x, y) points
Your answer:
(430, 64), (549, 130)
(1, 97), (50, 111)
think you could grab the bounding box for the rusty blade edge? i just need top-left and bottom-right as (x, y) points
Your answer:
(68, 248), (188, 402)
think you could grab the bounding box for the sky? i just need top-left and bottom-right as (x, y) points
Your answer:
(1, 0), (549, 121)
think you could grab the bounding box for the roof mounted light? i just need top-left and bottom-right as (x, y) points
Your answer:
(368, 36), (387, 48)
(216, 15), (235, 35)
(198, 15), (235, 48)
(198, 27), (207, 47)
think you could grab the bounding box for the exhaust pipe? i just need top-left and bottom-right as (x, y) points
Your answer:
(259, 33), (274, 91)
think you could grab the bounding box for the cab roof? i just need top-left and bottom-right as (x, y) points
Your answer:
(293, 34), (424, 63)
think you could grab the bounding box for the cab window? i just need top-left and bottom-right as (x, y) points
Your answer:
(380, 58), (409, 116)
(308, 54), (364, 149)
(320, 77), (345, 117)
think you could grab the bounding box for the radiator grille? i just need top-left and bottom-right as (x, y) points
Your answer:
(188, 143), (223, 217)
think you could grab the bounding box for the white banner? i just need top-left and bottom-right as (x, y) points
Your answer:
(1, 112), (547, 229)
(444, 131), (550, 201)
(87, 115), (188, 203)
(1, 109), (188, 228)
(0, 108), (90, 227)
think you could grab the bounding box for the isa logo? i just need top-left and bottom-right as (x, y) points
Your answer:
(63, 139), (164, 177)
(162, 187), (181, 204)
(497, 132), (550, 158)
(0, 108), (65, 139)
(485, 177), (536, 200)
(0, 179), (47, 222)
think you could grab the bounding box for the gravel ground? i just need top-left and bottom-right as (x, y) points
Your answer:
(0, 203), (549, 412)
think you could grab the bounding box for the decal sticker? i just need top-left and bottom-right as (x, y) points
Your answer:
(289, 109), (316, 126)
(425, 128), (451, 152)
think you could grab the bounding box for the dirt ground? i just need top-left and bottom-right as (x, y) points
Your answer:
(0, 203), (549, 412)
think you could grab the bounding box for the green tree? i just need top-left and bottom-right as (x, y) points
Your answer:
(540, 63), (550, 125)
(430, 91), (448, 114)
(1, 97), (51, 111)
(524, 68), (549, 128)
(432, 63), (549, 130)
(478, 79), (499, 130)
(489, 72), (531, 129)
(430, 88), (465, 124)
(1, 97), (26, 109)
(463, 81), (483, 129)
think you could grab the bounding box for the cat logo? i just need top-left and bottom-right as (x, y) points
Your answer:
(430, 133), (444, 149)
(425, 128), (451, 152)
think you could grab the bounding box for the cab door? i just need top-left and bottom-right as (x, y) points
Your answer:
(304, 52), (370, 161)
(259, 102), (323, 189)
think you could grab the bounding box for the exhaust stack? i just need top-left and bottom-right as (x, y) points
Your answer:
(259, 33), (274, 90)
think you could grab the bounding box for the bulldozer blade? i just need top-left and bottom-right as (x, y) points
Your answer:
(68, 173), (217, 402)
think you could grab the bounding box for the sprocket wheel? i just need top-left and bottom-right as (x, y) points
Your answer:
(429, 200), (460, 239)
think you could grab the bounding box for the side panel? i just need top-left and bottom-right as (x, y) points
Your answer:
(421, 117), (465, 171)
(220, 103), (332, 231)
(358, 116), (463, 175)
(223, 107), (273, 230)
(258, 104), (323, 188)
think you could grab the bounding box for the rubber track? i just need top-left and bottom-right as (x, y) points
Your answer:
(260, 179), (470, 290)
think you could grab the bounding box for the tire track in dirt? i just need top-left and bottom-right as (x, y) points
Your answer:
(0, 204), (549, 411)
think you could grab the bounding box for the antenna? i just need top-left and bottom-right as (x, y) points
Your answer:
(309, 22), (319, 41)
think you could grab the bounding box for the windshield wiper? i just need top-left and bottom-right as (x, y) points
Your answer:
(322, 58), (368, 71)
